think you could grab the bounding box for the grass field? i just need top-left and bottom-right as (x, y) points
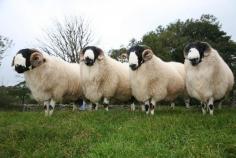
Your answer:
(0, 106), (236, 158)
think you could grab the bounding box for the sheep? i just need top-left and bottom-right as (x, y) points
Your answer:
(184, 41), (234, 115)
(127, 45), (188, 115)
(12, 48), (83, 116)
(79, 46), (133, 111)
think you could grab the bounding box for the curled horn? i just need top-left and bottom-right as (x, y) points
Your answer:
(30, 51), (45, 68)
(97, 47), (104, 60)
(200, 42), (211, 57)
(142, 49), (153, 61)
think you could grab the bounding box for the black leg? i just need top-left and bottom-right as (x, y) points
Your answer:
(201, 102), (207, 115)
(92, 103), (97, 110)
(145, 104), (149, 114)
(104, 104), (108, 108)
(150, 102), (154, 110)
(209, 104), (214, 115)
(49, 105), (54, 110)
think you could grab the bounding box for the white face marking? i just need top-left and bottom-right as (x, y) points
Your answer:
(129, 52), (138, 65)
(14, 53), (26, 67)
(187, 48), (200, 60)
(84, 50), (95, 60)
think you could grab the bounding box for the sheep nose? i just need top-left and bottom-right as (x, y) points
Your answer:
(129, 64), (137, 70)
(85, 57), (94, 66)
(190, 58), (200, 66)
(15, 65), (27, 73)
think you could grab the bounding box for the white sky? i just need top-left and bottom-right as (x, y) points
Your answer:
(0, 0), (236, 86)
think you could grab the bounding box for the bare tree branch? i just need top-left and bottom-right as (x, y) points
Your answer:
(37, 16), (93, 63)
(0, 36), (12, 65)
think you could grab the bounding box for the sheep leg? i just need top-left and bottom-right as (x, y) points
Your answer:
(130, 96), (136, 111)
(103, 98), (109, 111)
(49, 99), (56, 116)
(92, 103), (98, 111)
(184, 98), (190, 108)
(170, 102), (175, 109)
(87, 101), (93, 111)
(144, 100), (150, 115)
(207, 97), (214, 116)
(72, 103), (77, 111)
(150, 99), (156, 115)
(95, 103), (99, 110)
(43, 100), (50, 117)
(141, 104), (145, 111)
(201, 102), (207, 115)
(218, 100), (223, 109)
(130, 102), (135, 111)
(87, 103), (92, 110)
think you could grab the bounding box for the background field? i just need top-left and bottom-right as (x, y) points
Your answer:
(0, 106), (236, 158)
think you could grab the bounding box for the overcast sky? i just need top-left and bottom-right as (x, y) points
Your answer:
(0, 0), (236, 86)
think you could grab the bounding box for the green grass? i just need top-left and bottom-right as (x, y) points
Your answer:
(0, 107), (236, 158)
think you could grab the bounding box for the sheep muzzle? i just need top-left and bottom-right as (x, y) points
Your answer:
(189, 58), (200, 66)
(84, 57), (94, 66)
(15, 65), (29, 73)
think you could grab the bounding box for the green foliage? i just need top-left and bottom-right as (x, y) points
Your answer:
(0, 35), (12, 65)
(128, 38), (141, 48)
(109, 38), (141, 60)
(0, 82), (36, 108)
(109, 47), (127, 60)
(0, 107), (236, 157)
(141, 14), (236, 100)
(141, 14), (236, 64)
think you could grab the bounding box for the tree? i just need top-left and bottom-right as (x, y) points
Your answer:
(109, 47), (127, 61)
(38, 17), (93, 63)
(0, 35), (12, 65)
(12, 81), (31, 105)
(109, 38), (141, 62)
(141, 14), (236, 64)
(0, 82), (35, 108)
(128, 38), (140, 47)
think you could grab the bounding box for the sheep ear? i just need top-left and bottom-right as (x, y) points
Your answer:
(11, 56), (15, 67)
(30, 52), (46, 68)
(199, 42), (211, 57)
(97, 48), (104, 60)
(142, 49), (153, 61)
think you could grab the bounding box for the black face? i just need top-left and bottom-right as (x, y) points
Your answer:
(13, 49), (36, 73)
(127, 45), (149, 71)
(184, 41), (210, 66)
(15, 65), (29, 73)
(81, 46), (102, 66)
